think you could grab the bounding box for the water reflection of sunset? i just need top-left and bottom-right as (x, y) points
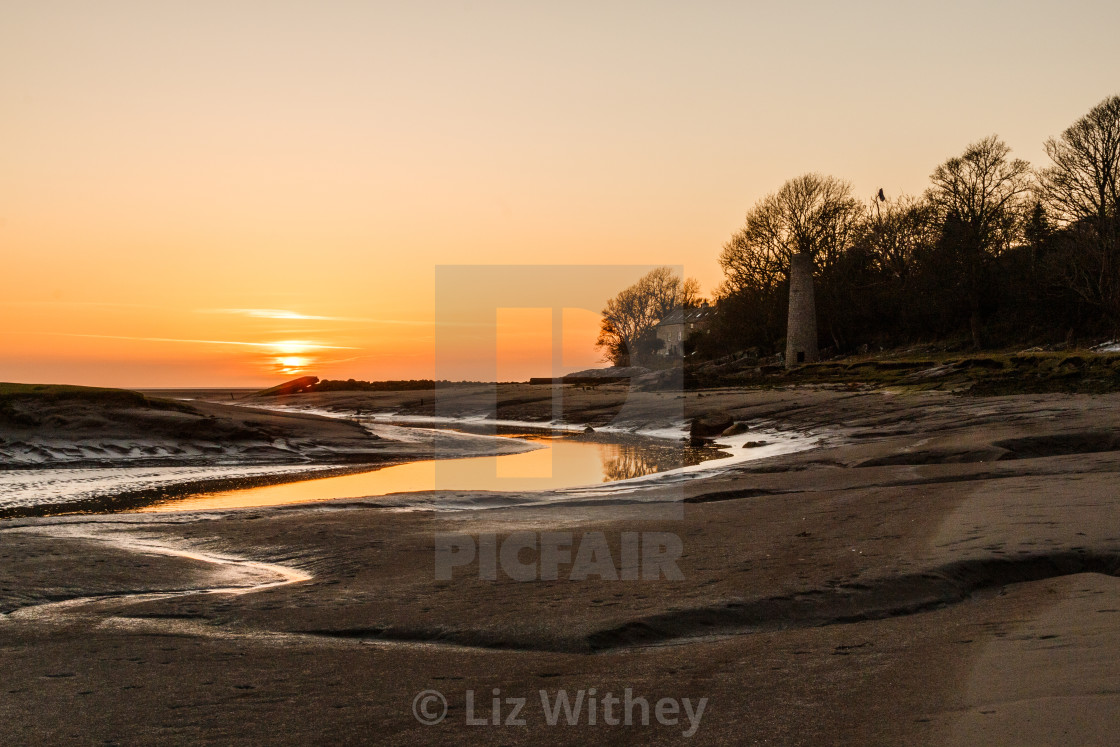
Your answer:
(143, 435), (719, 513)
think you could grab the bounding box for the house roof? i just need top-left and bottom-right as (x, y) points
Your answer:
(655, 305), (713, 327)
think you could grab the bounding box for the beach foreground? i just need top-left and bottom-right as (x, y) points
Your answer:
(2, 387), (1119, 745)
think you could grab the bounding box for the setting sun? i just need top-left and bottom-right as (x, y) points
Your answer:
(276, 356), (311, 374)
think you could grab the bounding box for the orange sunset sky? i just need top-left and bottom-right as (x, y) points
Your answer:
(3, 1), (1119, 387)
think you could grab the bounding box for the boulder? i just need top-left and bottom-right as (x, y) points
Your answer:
(689, 413), (734, 444)
(563, 366), (650, 380)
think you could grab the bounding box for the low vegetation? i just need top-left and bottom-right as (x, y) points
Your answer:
(685, 350), (1120, 395)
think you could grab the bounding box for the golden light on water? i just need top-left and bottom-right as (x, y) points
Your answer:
(141, 437), (671, 512)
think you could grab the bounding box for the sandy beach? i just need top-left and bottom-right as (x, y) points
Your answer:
(2, 385), (1118, 744)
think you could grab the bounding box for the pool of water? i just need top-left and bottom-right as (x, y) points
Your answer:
(142, 433), (716, 513)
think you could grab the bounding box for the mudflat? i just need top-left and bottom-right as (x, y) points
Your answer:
(0, 384), (389, 469)
(2, 387), (1119, 745)
(0, 385), (541, 517)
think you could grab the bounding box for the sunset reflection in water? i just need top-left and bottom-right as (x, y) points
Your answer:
(145, 435), (717, 513)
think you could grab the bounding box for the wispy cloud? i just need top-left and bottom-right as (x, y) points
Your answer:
(198, 308), (436, 325)
(0, 301), (165, 309)
(197, 308), (484, 327)
(40, 332), (358, 350)
(199, 308), (344, 321)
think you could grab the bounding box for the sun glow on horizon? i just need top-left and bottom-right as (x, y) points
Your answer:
(272, 341), (316, 355)
(276, 356), (311, 375)
(3, 2), (1117, 386)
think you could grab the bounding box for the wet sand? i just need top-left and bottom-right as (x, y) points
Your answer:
(2, 387), (1119, 744)
(0, 392), (548, 517)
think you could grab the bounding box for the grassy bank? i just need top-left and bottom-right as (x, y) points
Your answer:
(687, 351), (1120, 395)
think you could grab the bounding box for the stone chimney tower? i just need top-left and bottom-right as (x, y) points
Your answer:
(785, 251), (819, 367)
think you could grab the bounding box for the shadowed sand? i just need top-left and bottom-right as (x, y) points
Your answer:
(2, 387), (1120, 744)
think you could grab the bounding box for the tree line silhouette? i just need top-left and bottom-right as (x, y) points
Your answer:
(695, 94), (1120, 358)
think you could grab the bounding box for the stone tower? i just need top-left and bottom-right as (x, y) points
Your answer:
(785, 251), (819, 367)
